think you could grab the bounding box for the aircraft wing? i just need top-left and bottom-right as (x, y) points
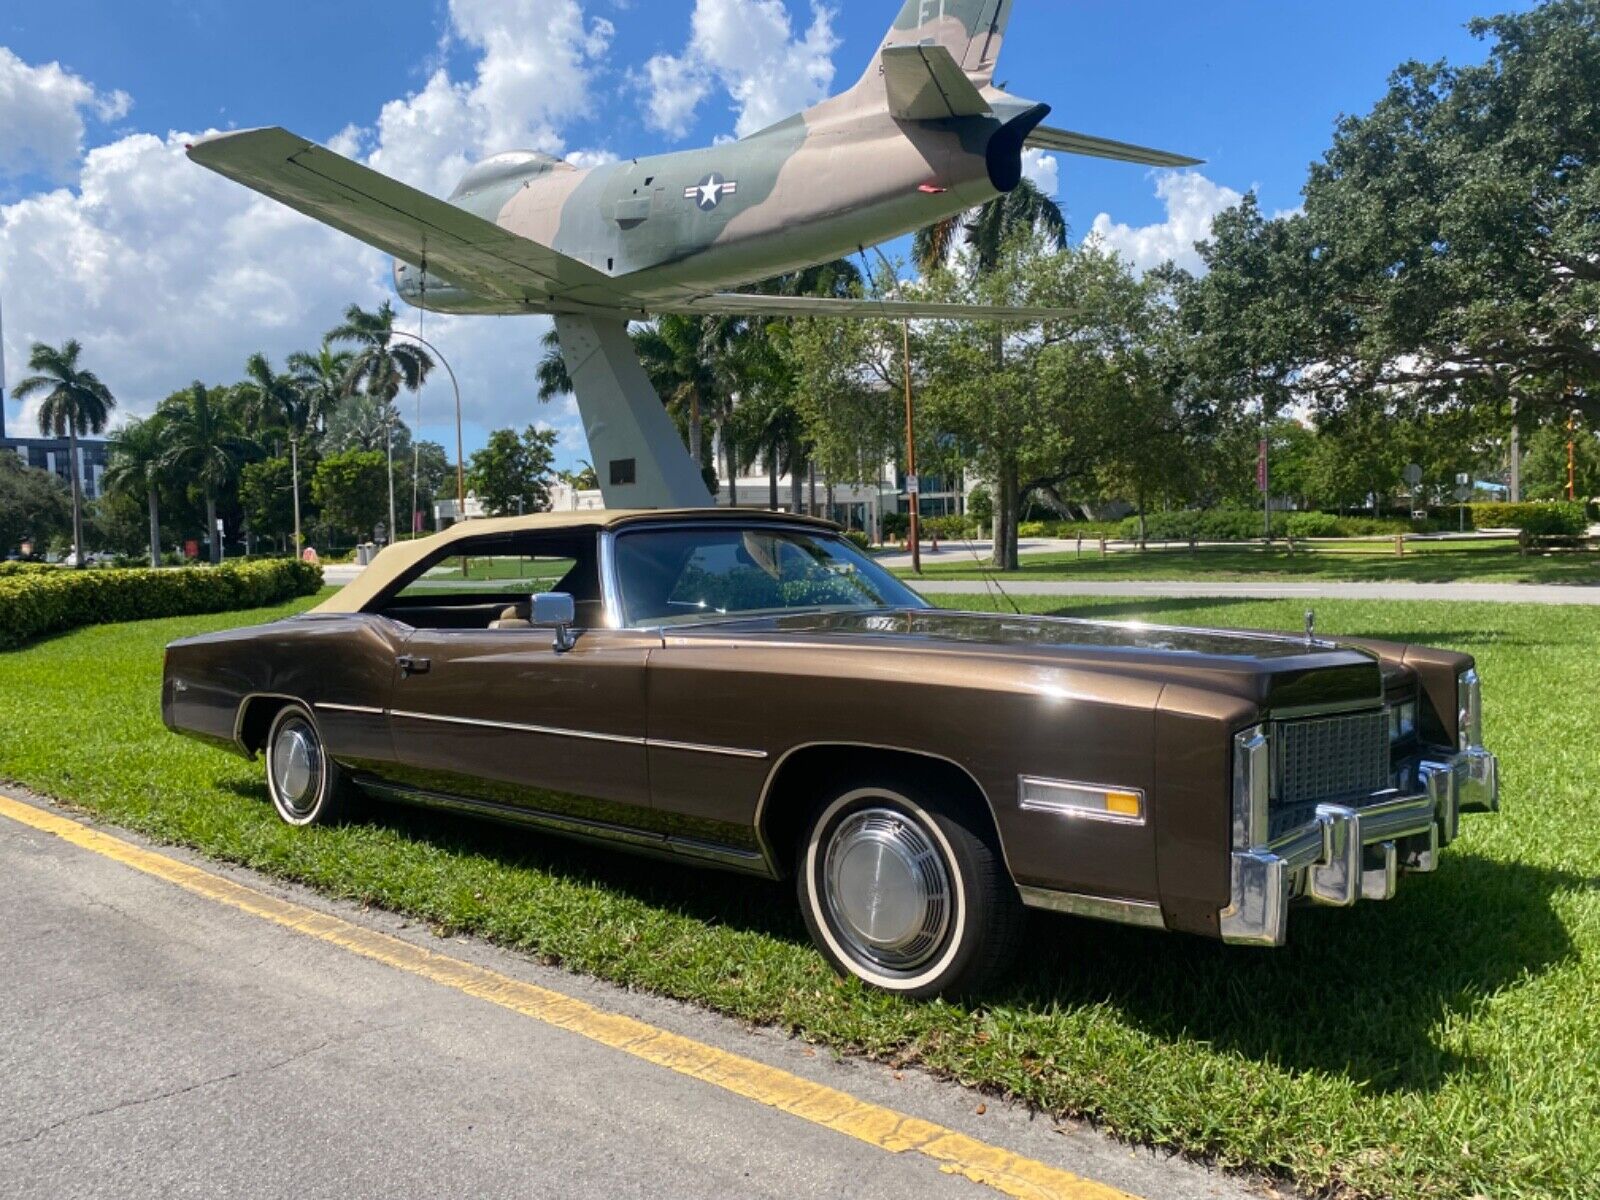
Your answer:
(666, 293), (1075, 322)
(1025, 125), (1202, 168)
(186, 128), (620, 304)
(882, 44), (992, 120)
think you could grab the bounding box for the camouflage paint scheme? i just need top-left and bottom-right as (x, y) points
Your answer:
(189, 0), (1196, 323)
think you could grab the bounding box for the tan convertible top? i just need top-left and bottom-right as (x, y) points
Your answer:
(313, 507), (840, 615)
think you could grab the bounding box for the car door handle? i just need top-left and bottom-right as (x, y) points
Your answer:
(397, 655), (431, 678)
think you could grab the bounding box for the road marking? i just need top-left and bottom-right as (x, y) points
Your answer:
(0, 792), (1139, 1200)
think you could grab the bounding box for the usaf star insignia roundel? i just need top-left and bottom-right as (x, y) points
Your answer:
(685, 173), (738, 211)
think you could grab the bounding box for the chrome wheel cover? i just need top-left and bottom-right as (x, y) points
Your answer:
(822, 807), (952, 975)
(270, 718), (322, 818)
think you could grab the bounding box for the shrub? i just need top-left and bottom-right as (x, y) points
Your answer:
(843, 529), (872, 552)
(1468, 501), (1588, 537)
(0, 562), (55, 577)
(922, 515), (980, 540)
(880, 512), (910, 540)
(1120, 510), (1287, 541)
(0, 559), (324, 650)
(1285, 512), (1343, 538)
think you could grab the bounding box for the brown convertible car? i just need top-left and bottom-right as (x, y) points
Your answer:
(163, 509), (1499, 996)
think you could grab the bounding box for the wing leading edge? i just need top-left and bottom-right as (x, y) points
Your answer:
(186, 128), (622, 307)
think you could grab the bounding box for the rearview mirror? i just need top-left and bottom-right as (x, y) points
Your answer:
(531, 592), (577, 652)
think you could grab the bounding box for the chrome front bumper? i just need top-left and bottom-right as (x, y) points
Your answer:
(1221, 745), (1499, 947)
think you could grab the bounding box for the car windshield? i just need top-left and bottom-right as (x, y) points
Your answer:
(612, 525), (928, 628)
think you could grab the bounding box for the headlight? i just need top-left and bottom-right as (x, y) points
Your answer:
(1389, 700), (1418, 744)
(1458, 669), (1483, 748)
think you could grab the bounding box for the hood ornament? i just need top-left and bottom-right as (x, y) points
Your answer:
(1305, 610), (1317, 647)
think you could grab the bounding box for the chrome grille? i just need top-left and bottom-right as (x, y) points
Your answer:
(1274, 711), (1388, 808)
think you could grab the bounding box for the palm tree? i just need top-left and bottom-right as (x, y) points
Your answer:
(104, 416), (168, 567)
(12, 340), (116, 567)
(236, 353), (313, 552)
(287, 343), (355, 435)
(159, 382), (255, 565)
(535, 327), (571, 403)
(634, 315), (719, 485)
(328, 302), (433, 540)
(912, 178), (1067, 278)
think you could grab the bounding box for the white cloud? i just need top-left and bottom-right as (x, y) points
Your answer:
(1021, 149), (1059, 199)
(1087, 172), (1243, 275)
(367, 0), (616, 196)
(0, 47), (132, 182)
(642, 0), (838, 140)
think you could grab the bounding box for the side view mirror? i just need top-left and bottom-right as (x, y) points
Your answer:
(531, 592), (577, 653)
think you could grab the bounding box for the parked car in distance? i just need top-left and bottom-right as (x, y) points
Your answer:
(162, 510), (1499, 996)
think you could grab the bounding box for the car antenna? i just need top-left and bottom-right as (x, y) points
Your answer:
(961, 531), (1023, 615)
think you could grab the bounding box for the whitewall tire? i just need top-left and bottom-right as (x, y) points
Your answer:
(263, 703), (350, 827)
(797, 780), (1022, 999)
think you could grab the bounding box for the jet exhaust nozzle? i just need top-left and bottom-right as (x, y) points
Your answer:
(985, 101), (1052, 194)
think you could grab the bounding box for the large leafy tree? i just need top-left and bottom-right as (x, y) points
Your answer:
(287, 343), (355, 435)
(311, 448), (390, 541)
(235, 353), (314, 552)
(11, 339), (117, 566)
(466, 426), (559, 516)
(103, 415), (169, 567)
(1195, 0), (1600, 499)
(157, 382), (255, 564)
(0, 455), (71, 555)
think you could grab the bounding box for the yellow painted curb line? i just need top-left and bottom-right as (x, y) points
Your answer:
(0, 792), (1140, 1200)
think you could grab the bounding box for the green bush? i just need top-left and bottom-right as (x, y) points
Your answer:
(1119, 510), (1288, 541)
(922, 515), (981, 540)
(1468, 502), (1588, 537)
(0, 562), (55, 577)
(1285, 512), (1343, 538)
(880, 512), (910, 540)
(843, 529), (872, 552)
(0, 560), (324, 650)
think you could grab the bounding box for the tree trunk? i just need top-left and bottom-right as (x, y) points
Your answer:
(808, 462), (818, 515)
(68, 428), (85, 568)
(992, 458), (1021, 572)
(768, 439), (780, 511)
(689, 393), (703, 467)
(206, 491), (221, 565)
(722, 427), (738, 507)
(1509, 394), (1523, 502)
(790, 448), (805, 515)
(147, 485), (162, 568)
(291, 435), (304, 555)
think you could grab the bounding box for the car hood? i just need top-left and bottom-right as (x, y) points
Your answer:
(665, 609), (1390, 714)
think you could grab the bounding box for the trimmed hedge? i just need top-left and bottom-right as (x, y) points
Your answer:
(1467, 502), (1589, 537)
(1019, 519), (1127, 540)
(0, 562), (55, 577)
(0, 560), (324, 650)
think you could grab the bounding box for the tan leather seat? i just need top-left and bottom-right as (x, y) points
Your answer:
(489, 604), (532, 630)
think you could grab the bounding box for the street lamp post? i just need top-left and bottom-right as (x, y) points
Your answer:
(386, 329), (466, 521)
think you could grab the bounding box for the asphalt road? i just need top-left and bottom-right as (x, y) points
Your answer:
(0, 794), (1263, 1200)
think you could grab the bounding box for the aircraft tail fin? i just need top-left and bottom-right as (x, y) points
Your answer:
(864, 0), (1013, 89)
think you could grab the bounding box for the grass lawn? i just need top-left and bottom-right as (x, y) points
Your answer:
(2, 591), (1597, 1200)
(898, 541), (1600, 585)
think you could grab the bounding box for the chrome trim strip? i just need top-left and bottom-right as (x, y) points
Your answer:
(390, 709), (647, 747)
(1019, 886), (1167, 930)
(314, 703), (386, 717)
(648, 738), (770, 761)
(388, 709), (766, 760)
(352, 777), (774, 878)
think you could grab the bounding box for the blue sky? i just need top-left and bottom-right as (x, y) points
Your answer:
(0, 0), (1531, 464)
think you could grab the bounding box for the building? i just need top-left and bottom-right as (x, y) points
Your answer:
(547, 439), (968, 541)
(0, 296), (110, 501)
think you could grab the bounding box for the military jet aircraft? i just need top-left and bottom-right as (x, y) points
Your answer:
(189, 0), (1198, 507)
